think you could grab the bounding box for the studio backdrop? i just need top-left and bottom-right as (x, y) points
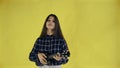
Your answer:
(0, 0), (120, 68)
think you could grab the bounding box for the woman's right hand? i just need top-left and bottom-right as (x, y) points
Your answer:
(38, 53), (47, 64)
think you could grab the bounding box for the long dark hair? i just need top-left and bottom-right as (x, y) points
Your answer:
(39, 14), (65, 39)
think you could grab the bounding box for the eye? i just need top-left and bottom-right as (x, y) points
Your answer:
(48, 20), (50, 22)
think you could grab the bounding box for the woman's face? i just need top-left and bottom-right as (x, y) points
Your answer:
(46, 16), (55, 30)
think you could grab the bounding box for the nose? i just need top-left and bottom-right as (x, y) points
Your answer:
(49, 20), (54, 23)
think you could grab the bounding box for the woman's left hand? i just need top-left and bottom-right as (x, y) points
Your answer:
(53, 53), (62, 61)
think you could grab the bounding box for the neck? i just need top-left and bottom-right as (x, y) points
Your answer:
(47, 29), (53, 35)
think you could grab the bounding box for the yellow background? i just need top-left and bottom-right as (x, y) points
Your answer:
(0, 0), (120, 68)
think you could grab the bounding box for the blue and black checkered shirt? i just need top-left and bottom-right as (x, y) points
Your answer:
(29, 35), (70, 66)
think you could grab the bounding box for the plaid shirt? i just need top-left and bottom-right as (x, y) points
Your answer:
(29, 35), (70, 66)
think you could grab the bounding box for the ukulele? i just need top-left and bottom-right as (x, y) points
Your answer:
(46, 50), (70, 64)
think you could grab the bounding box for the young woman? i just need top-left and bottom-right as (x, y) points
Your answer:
(29, 14), (70, 68)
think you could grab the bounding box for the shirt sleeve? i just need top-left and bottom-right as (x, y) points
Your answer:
(60, 39), (70, 64)
(29, 38), (40, 63)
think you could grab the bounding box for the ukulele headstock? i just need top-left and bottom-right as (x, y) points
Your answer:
(61, 50), (70, 57)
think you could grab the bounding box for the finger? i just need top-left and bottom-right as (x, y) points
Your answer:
(42, 60), (47, 64)
(57, 53), (60, 56)
(41, 53), (47, 58)
(41, 57), (47, 63)
(53, 56), (60, 59)
(38, 55), (47, 63)
(53, 56), (61, 61)
(40, 59), (44, 64)
(40, 58), (47, 64)
(53, 56), (57, 59)
(42, 58), (47, 63)
(40, 59), (47, 64)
